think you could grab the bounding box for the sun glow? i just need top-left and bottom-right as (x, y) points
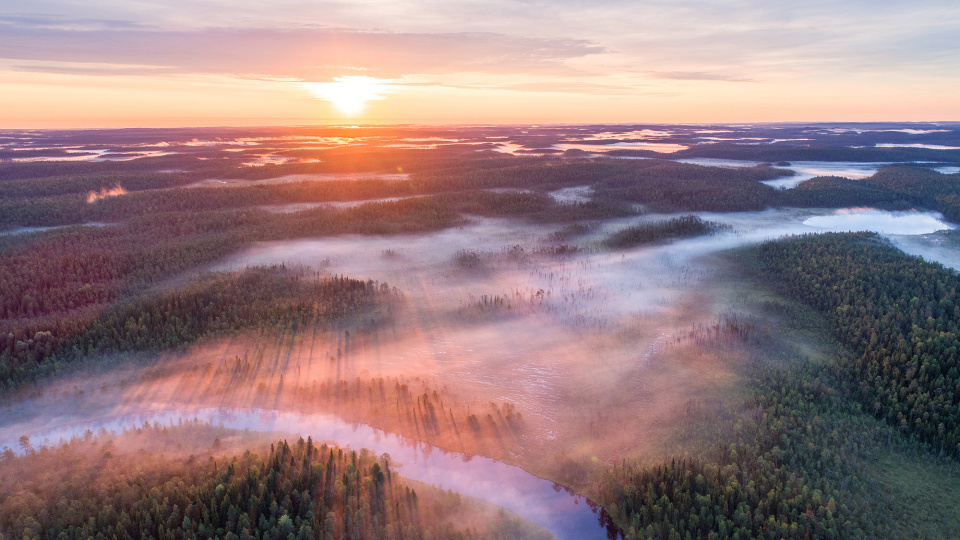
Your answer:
(304, 76), (394, 116)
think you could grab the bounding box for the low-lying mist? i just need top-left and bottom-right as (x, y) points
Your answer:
(3, 204), (958, 496)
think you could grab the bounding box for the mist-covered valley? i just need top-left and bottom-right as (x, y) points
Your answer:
(3, 124), (960, 539)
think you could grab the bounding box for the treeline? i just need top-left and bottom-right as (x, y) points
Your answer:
(0, 158), (208, 182)
(764, 166), (960, 217)
(0, 165), (629, 230)
(604, 365), (856, 539)
(749, 232), (960, 458)
(223, 146), (511, 179)
(0, 265), (393, 391)
(601, 358), (959, 539)
(25, 158), (957, 234)
(0, 190), (616, 324)
(863, 166), (960, 221)
(72, 268), (388, 355)
(774, 176), (908, 209)
(0, 176), (453, 229)
(590, 160), (787, 212)
(422, 158), (789, 213)
(601, 314), (959, 538)
(0, 147), (538, 227)
(0, 172), (195, 201)
(0, 199), (458, 324)
(0, 188), (631, 391)
(0, 178), (419, 229)
(0, 144), (515, 184)
(2, 148), (957, 232)
(0, 158), (785, 229)
(738, 165), (960, 220)
(0, 430), (546, 539)
(429, 190), (635, 222)
(667, 143), (960, 163)
(0, 213), (249, 322)
(603, 216), (727, 249)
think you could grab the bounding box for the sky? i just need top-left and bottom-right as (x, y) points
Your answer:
(0, 1), (958, 127)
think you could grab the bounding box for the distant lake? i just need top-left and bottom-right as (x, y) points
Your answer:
(876, 143), (960, 150)
(554, 141), (689, 153)
(803, 209), (954, 235)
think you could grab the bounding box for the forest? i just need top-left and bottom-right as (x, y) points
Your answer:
(4, 154), (958, 233)
(603, 216), (727, 249)
(863, 166), (960, 221)
(3, 126), (960, 540)
(601, 349), (960, 539)
(0, 181), (643, 394)
(593, 236), (960, 538)
(0, 265), (394, 390)
(626, 144), (960, 164)
(749, 232), (960, 458)
(0, 155), (792, 229)
(0, 423), (548, 540)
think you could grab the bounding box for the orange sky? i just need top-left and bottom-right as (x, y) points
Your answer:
(1, 2), (958, 127)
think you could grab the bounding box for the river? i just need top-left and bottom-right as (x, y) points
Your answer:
(1, 407), (616, 540)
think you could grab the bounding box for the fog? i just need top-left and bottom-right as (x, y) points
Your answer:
(548, 186), (593, 204)
(3, 201), (958, 538)
(888, 231), (960, 271)
(86, 184), (128, 203)
(759, 162), (884, 189)
(0, 222), (109, 236)
(185, 172), (411, 189)
(8, 124), (960, 537)
(673, 158), (890, 189)
(8, 208), (954, 427)
(258, 195), (427, 213)
(0, 407), (603, 540)
(8, 206), (952, 457)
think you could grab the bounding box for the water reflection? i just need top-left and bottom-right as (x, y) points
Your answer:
(2, 407), (617, 540)
(876, 143), (960, 150)
(760, 161), (885, 189)
(803, 209), (953, 235)
(672, 158), (889, 189)
(554, 142), (688, 153)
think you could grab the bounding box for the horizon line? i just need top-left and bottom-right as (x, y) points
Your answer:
(3, 120), (960, 132)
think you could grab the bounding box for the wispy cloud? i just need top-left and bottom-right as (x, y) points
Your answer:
(399, 80), (642, 94)
(11, 61), (175, 77)
(0, 2), (957, 124)
(0, 17), (604, 80)
(648, 71), (753, 83)
(0, 14), (147, 31)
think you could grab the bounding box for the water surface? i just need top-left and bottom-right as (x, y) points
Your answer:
(802, 209), (953, 235)
(2, 407), (611, 540)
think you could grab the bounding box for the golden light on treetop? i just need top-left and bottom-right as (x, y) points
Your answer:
(304, 76), (394, 116)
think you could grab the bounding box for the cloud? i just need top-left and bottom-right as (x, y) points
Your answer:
(397, 80), (642, 94)
(648, 71), (753, 83)
(602, 1), (960, 77)
(0, 17), (604, 80)
(496, 81), (642, 93)
(11, 62), (175, 77)
(0, 14), (146, 31)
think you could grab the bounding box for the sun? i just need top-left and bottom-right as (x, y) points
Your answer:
(304, 76), (394, 116)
